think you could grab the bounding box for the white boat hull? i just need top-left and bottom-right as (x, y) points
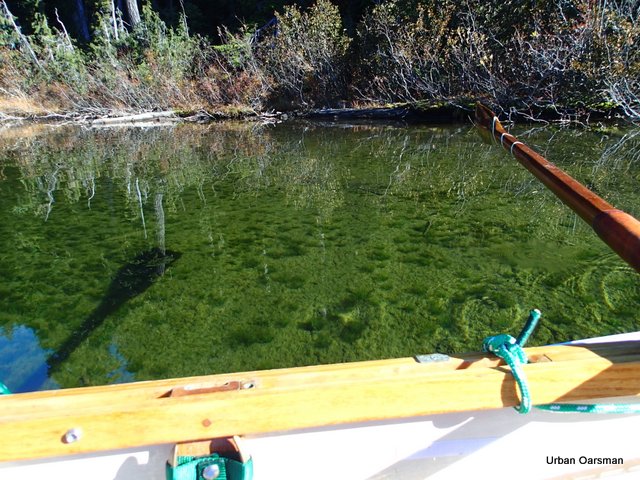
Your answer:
(3, 333), (640, 479)
(2, 404), (639, 480)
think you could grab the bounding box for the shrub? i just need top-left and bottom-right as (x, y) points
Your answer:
(355, 1), (454, 102)
(205, 27), (269, 110)
(255, 0), (351, 108)
(354, 0), (640, 113)
(31, 13), (89, 93)
(600, 2), (640, 119)
(354, 0), (508, 103)
(0, 0), (638, 118)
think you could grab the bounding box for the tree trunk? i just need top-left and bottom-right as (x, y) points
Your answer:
(72, 0), (90, 42)
(123, 0), (140, 27)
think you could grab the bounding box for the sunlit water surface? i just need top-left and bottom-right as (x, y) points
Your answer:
(0, 121), (638, 391)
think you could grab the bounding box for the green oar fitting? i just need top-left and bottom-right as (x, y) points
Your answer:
(167, 452), (253, 480)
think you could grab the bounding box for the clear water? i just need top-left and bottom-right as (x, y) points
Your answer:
(0, 121), (638, 392)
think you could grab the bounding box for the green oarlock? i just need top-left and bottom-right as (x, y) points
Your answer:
(166, 453), (253, 480)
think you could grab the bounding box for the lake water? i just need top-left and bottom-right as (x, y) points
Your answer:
(0, 120), (638, 392)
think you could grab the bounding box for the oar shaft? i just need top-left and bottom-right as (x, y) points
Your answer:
(510, 137), (613, 223)
(592, 209), (640, 272)
(475, 103), (640, 272)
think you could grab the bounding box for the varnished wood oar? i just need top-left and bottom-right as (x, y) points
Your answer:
(475, 103), (640, 273)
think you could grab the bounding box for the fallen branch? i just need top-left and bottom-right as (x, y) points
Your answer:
(607, 79), (640, 121)
(90, 111), (179, 125)
(0, 111), (23, 122)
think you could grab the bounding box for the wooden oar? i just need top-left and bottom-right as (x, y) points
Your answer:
(475, 103), (640, 273)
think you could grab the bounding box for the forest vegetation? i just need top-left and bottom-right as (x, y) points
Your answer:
(0, 0), (639, 120)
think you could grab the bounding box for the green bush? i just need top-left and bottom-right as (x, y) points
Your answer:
(355, 1), (451, 101)
(31, 13), (89, 92)
(255, 0), (351, 108)
(354, 0), (640, 113)
(0, 0), (638, 117)
(82, 6), (203, 110)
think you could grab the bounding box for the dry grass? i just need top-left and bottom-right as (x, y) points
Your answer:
(0, 95), (58, 117)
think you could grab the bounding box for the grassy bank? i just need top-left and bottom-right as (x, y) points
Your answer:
(0, 0), (639, 121)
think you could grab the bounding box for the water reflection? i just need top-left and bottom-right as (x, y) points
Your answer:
(0, 325), (58, 392)
(0, 324), (135, 392)
(0, 122), (638, 391)
(3, 123), (639, 222)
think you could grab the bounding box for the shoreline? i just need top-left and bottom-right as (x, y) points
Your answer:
(0, 100), (631, 128)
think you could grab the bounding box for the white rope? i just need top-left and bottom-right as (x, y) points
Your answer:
(510, 141), (523, 155)
(491, 116), (499, 135)
(500, 132), (512, 147)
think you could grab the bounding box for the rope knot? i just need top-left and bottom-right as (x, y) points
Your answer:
(481, 309), (541, 414)
(483, 334), (528, 365)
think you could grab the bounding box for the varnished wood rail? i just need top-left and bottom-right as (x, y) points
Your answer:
(0, 341), (639, 461)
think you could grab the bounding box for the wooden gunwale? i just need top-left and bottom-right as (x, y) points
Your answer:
(475, 103), (640, 272)
(1, 340), (639, 462)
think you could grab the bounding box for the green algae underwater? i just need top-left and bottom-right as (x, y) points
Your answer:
(0, 121), (638, 391)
